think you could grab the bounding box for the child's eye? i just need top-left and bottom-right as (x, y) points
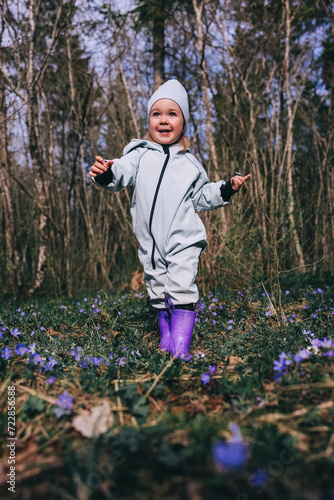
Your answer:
(152, 112), (160, 117)
(169, 112), (176, 116)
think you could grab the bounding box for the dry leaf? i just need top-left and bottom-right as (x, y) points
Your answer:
(71, 400), (114, 438)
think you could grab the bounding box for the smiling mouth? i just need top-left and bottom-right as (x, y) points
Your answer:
(158, 130), (172, 133)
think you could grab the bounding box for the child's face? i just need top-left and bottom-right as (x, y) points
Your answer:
(149, 99), (184, 145)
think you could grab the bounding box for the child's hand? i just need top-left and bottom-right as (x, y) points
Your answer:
(230, 173), (250, 192)
(89, 156), (113, 178)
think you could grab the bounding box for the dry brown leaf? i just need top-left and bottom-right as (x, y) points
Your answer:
(49, 327), (61, 336)
(71, 399), (114, 438)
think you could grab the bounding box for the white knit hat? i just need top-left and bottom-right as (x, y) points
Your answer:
(147, 79), (189, 128)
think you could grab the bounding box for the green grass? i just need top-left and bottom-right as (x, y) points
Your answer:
(0, 277), (333, 500)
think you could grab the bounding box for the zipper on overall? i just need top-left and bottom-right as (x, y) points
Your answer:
(149, 144), (170, 270)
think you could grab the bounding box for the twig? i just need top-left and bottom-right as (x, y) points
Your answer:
(144, 354), (177, 399)
(15, 383), (126, 415)
(280, 381), (334, 391)
(261, 281), (279, 321)
(113, 377), (124, 425)
(325, 432), (334, 459)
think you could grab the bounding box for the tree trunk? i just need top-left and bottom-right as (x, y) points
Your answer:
(284, 0), (305, 271)
(152, 16), (165, 91)
(0, 90), (22, 291)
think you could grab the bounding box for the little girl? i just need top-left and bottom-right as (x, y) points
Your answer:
(89, 80), (250, 358)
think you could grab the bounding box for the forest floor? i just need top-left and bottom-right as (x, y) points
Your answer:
(0, 275), (333, 500)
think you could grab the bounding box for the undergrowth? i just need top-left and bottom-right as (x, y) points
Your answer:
(0, 276), (333, 500)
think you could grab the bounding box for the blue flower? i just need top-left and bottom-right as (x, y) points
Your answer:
(293, 348), (311, 363)
(201, 372), (211, 384)
(212, 423), (248, 470)
(115, 357), (127, 367)
(209, 365), (217, 374)
(10, 328), (21, 338)
(54, 390), (73, 418)
(28, 343), (36, 354)
(15, 343), (28, 355)
(46, 376), (56, 385)
(249, 468), (269, 490)
(320, 337), (333, 349)
(31, 353), (42, 365)
(70, 346), (82, 362)
(1, 347), (12, 360)
(323, 350), (334, 358)
(44, 357), (58, 371)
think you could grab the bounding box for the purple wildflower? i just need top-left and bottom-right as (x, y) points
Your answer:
(115, 357), (127, 367)
(31, 353), (42, 365)
(250, 469), (269, 490)
(15, 343), (28, 355)
(28, 343), (36, 354)
(1, 347), (12, 360)
(70, 346), (82, 362)
(44, 357), (58, 371)
(293, 348), (312, 363)
(320, 337), (333, 349)
(212, 423), (248, 470)
(201, 372), (211, 384)
(323, 350), (334, 358)
(10, 328), (21, 338)
(46, 376), (56, 384)
(54, 390), (73, 418)
(209, 365), (217, 374)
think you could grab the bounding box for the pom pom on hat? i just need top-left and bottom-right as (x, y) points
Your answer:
(147, 80), (189, 128)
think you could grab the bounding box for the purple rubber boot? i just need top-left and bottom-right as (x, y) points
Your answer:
(169, 307), (196, 359)
(158, 309), (171, 351)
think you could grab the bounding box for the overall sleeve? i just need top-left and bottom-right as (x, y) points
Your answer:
(93, 148), (141, 192)
(190, 157), (230, 212)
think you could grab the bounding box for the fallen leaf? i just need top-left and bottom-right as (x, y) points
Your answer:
(71, 400), (114, 438)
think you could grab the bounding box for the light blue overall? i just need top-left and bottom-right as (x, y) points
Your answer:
(94, 140), (229, 309)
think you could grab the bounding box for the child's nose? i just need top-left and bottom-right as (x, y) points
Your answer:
(159, 115), (169, 123)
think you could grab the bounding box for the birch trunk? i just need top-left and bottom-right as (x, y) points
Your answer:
(27, 0), (49, 294)
(284, 0), (305, 271)
(192, 0), (228, 240)
(0, 86), (22, 290)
